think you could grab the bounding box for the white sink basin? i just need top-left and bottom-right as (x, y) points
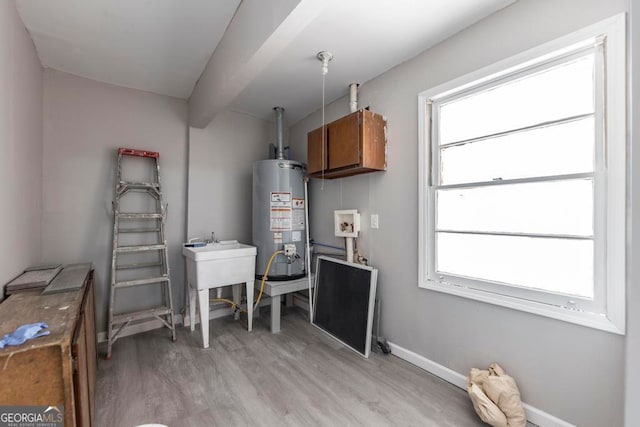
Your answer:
(183, 242), (256, 262)
(183, 242), (257, 289)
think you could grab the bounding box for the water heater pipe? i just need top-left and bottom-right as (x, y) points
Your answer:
(274, 106), (285, 160)
(349, 83), (359, 113)
(345, 237), (355, 263)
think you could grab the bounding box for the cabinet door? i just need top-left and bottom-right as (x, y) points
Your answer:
(307, 127), (326, 174)
(84, 280), (97, 426)
(361, 111), (387, 170)
(73, 278), (96, 427)
(328, 113), (360, 170)
(73, 317), (91, 427)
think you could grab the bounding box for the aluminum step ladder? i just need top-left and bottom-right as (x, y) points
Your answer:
(106, 148), (176, 359)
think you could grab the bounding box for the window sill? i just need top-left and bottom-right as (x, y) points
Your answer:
(419, 279), (624, 335)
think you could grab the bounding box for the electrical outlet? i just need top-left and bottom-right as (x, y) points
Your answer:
(371, 214), (379, 229)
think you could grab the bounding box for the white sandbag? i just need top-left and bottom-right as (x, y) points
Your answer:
(467, 363), (526, 427)
(483, 364), (526, 427)
(468, 383), (508, 427)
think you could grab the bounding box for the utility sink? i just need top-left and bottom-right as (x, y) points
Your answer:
(183, 242), (256, 288)
(183, 241), (257, 265)
(183, 241), (257, 348)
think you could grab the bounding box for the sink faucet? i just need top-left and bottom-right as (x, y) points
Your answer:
(205, 231), (218, 244)
(190, 232), (218, 245)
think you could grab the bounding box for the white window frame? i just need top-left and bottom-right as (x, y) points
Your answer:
(417, 14), (626, 334)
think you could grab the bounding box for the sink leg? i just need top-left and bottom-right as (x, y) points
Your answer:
(246, 281), (253, 332)
(189, 283), (196, 332)
(232, 284), (241, 320)
(198, 289), (210, 348)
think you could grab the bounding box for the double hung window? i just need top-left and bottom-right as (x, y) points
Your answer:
(418, 15), (626, 333)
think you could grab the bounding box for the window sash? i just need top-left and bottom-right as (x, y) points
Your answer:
(431, 46), (601, 187)
(435, 178), (595, 237)
(431, 41), (601, 117)
(426, 36), (605, 315)
(438, 113), (594, 150)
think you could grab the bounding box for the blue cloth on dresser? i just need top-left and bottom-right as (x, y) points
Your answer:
(0, 322), (50, 349)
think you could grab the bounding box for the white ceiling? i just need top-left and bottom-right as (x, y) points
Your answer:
(16, 0), (240, 99)
(231, 0), (516, 125)
(15, 0), (515, 125)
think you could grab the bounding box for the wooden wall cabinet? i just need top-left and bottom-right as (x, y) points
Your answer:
(0, 269), (96, 427)
(307, 109), (387, 179)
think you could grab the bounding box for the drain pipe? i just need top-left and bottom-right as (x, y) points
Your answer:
(349, 83), (359, 113)
(274, 106), (285, 160)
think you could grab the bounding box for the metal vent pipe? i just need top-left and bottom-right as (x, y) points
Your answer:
(274, 106), (285, 160)
(349, 83), (359, 113)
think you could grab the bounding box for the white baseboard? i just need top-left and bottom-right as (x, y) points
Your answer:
(387, 342), (575, 427)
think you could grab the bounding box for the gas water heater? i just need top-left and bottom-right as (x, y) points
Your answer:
(252, 107), (307, 280)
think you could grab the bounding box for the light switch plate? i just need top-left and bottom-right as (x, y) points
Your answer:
(371, 214), (379, 229)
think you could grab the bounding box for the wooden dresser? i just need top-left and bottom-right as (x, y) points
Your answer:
(0, 267), (96, 426)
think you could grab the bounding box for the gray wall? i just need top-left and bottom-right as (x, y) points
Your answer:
(289, 0), (628, 425)
(626, 0), (640, 425)
(42, 69), (188, 334)
(187, 110), (273, 243)
(0, 1), (43, 298)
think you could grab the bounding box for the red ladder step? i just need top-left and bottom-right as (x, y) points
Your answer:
(118, 148), (159, 158)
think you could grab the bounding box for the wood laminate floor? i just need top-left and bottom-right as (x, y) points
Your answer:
(96, 307), (487, 427)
